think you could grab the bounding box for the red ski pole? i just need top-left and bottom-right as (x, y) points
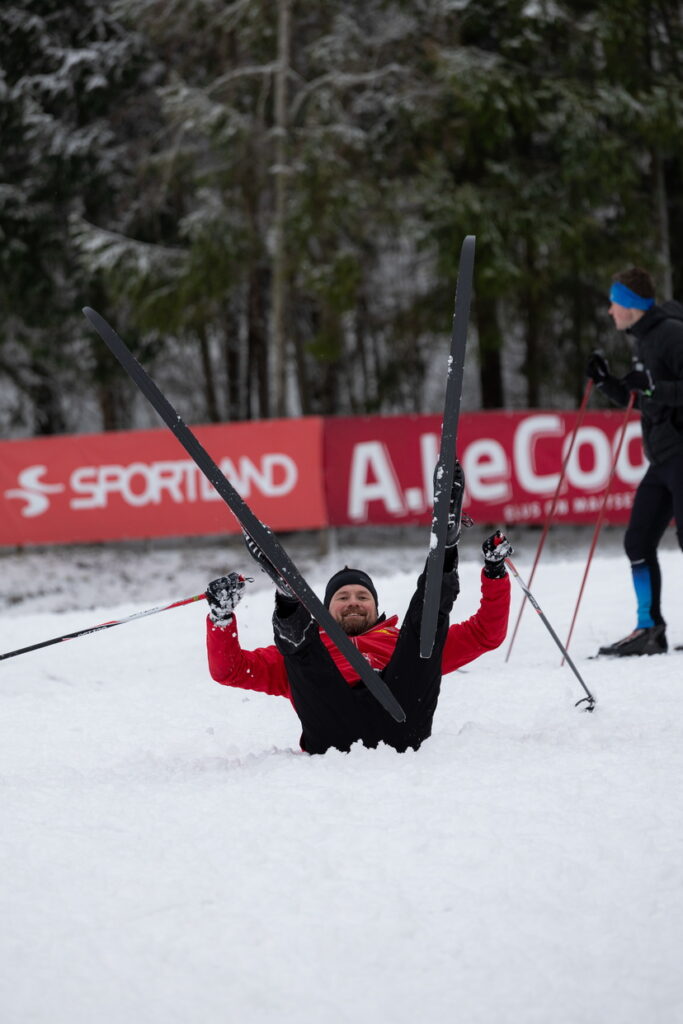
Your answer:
(0, 592), (208, 663)
(562, 393), (636, 660)
(506, 379), (594, 661)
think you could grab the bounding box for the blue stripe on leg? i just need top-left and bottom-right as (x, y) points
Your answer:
(631, 562), (654, 629)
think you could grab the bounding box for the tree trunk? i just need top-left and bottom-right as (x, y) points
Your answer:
(349, 301), (371, 414)
(198, 326), (220, 422)
(97, 380), (121, 431)
(523, 236), (542, 407)
(653, 149), (673, 298)
(247, 266), (270, 419)
(31, 371), (67, 435)
(476, 295), (504, 408)
(271, 0), (291, 416)
(224, 304), (241, 421)
(570, 265), (586, 407)
(292, 326), (311, 415)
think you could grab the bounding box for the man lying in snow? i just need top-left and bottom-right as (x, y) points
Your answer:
(205, 463), (511, 754)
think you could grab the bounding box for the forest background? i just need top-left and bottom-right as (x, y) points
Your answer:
(1, 0), (682, 439)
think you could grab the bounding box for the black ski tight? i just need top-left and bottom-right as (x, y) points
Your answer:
(624, 451), (683, 627)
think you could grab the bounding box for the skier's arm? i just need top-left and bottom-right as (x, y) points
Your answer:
(442, 532), (512, 674)
(586, 351), (631, 408)
(441, 570), (510, 674)
(650, 378), (683, 405)
(206, 615), (292, 699)
(597, 375), (632, 408)
(204, 573), (292, 698)
(646, 323), (683, 406)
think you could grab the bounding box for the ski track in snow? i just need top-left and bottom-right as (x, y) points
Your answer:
(1, 529), (683, 1024)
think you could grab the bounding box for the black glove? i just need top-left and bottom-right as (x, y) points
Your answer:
(586, 351), (610, 386)
(243, 531), (295, 599)
(621, 363), (654, 396)
(482, 531), (513, 579)
(206, 572), (247, 627)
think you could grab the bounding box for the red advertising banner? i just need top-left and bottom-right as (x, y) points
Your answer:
(323, 410), (645, 527)
(0, 418), (326, 546)
(0, 410), (646, 546)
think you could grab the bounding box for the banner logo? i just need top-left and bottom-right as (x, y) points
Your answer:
(4, 465), (65, 518)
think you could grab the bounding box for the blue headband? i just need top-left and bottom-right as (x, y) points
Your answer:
(610, 282), (654, 311)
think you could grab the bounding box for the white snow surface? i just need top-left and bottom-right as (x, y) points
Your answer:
(2, 527), (682, 1024)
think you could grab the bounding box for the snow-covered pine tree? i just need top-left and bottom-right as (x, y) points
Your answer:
(0, 0), (161, 434)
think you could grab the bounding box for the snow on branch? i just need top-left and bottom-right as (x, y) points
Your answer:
(206, 62), (280, 98)
(290, 63), (409, 122)
(71, 217), (186, 281)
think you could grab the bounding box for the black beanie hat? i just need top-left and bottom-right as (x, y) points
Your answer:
(323, 567), (379, 609)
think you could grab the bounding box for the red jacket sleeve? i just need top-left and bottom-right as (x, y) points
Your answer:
(206, 615), (293, 700)
(442, 570), (510, 675)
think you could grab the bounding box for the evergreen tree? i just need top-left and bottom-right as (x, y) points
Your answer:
(83, 0), (453, 419)
(2, 0), (682, 432)
(0, 0), (162, 434)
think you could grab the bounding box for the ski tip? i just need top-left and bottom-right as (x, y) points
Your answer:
(83, 307), (110, 334)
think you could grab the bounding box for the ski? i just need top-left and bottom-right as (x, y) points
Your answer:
(420, 235), (475, 659)
(82, 307), (406, 724)
(589, 651), (677, 660)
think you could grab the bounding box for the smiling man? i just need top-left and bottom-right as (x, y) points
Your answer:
(324, 569), (378, 636)
(204, 463), (512, 755)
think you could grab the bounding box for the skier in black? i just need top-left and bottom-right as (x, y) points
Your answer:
(586, 266), (683, 656)
(206, 462), (512, 754)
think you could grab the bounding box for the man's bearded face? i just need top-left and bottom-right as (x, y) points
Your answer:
(328, 585), (378, 636)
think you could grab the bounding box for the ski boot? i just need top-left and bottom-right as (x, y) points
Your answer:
(433, 459), (473, 547)
(597, 625), (667, 657)
(243, 529), (295, 598)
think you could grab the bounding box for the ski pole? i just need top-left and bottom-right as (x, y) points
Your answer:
(506, 379), (594, 662)
(562, 393), (636, 660)
(0, 592), (207, 663)
(505, 557), (596, 710)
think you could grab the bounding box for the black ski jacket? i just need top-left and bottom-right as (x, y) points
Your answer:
(598, 303), (683, 465)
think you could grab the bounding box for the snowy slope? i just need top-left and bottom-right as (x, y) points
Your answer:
(1, 529), (683, 1024)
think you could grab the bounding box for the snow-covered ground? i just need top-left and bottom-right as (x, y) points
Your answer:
(2, 526), (683, 1024)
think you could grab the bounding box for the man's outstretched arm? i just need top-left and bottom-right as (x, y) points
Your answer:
(205, 574), (293, 699)
(442, 532), (512, 674)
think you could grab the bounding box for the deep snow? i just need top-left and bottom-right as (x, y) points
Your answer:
(1, 526), (683, 1024)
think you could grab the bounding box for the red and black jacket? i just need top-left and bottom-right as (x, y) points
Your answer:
(207, 570), (510, 702)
